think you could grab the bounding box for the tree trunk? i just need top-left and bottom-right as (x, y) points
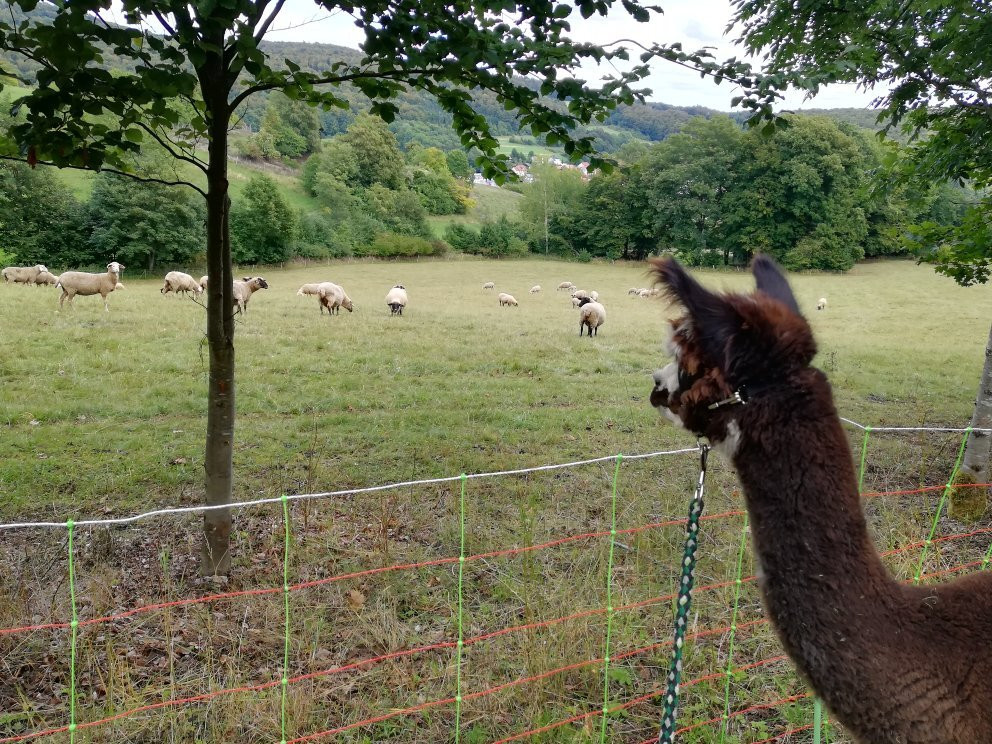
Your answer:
(199, 55), (236, 576)
(950, 320), (992, 521)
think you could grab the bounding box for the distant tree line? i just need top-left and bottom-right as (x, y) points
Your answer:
(490, 115), (972, 270)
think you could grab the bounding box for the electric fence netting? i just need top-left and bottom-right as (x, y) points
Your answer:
(1, 422), (990, 744)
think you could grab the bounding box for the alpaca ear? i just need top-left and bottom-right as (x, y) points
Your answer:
(752, 255), (801, 316)
(650, 256), (741, 367)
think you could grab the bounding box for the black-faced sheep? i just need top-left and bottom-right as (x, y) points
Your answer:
(817, 297), (827, 310)
(385, 285), (408, 315)
(578, 296), (606, 337)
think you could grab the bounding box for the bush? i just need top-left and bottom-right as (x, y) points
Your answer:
(444, 223), (481, 253)
(367, 232), (448, 258)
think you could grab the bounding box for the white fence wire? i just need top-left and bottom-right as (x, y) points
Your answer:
(1, 418), (987, 532)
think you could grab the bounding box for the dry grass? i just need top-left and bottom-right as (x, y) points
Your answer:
(1, 257), (990, 743)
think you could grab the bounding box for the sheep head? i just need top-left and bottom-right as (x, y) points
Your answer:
(108, 261), (124, 275)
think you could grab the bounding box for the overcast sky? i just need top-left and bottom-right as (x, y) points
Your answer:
(260, 0), (880, 112)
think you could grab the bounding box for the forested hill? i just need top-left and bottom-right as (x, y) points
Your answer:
(1, 3), (881, 152)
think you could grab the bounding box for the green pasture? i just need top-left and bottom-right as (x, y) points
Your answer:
(1, 258), (990, 743)
(427, 183), (524, 236)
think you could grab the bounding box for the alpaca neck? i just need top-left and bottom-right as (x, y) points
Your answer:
(731, 374), (896, 642)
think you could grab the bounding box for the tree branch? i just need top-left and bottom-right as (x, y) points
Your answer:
(135, 121), (208, 174)
(254, 0), (287, 43)
(0, 154), (206, 195)
(152, 10), (177, 37)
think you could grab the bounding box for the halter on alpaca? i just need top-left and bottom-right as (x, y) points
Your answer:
(650, 255), (992, 744)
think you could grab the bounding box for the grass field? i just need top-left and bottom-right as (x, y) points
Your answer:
(1, 258), (990, 743)
(427, 184), (524, 236)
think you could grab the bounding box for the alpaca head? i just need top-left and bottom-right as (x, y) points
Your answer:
(649, 255), (817, 445)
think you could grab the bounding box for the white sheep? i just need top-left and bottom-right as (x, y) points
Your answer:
(817, 297), (827, 311)
(56, 262), (124, 311)
(33, 270), (59, 286)
(199, 275), (209, 291)
(571, 296), (581, 308)
(161, 271), (203, 297)
(571, 289), (591, 301)
(385, 284), (408, 315)
(557, 281), (575, 291)
(638, 289), (651, 298)
(2, 264), (49, 284)
(297, 282), (328, 297)
(233, 276), (268, 314)
(498, 292), (519, 307)
(317, 281), (354, 315)
(529, 285), (541, 294)
(578, 297), (606, 337)
(483, 281), (495, 289)
(627, 287), (639, 295)
(590, 290), (599, 301)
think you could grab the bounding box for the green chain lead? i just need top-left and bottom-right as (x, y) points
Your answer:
(67, 519), (78, 744)
(718, 513), (749, 744)
(598, 455), (623, 744)
(454, 474), (467, 743)
(657, 444), (709, 744)
(280, 494), (291, 744)
(914, 429), (970, 584)
(857, 427), (872, 494)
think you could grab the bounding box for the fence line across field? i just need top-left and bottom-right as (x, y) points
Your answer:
(0, 447), (700, 530)
(2, 418), (989, 531)
(1, 420), (990, 744)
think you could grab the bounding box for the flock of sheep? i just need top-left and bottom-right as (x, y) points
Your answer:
(483, 279), (608, 337)
(2, 262), (126, 311)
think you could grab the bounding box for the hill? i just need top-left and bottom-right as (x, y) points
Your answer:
(0, 2), (883, 160)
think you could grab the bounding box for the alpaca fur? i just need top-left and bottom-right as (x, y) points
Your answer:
(649, 255), (992, 744)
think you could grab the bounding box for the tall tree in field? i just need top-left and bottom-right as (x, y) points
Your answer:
(2, 0), (758, 573)
(732, 0), (992, 517)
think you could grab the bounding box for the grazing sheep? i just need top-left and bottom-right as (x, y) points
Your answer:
(590, 290), (599, 301)
(114, 282), (125, 290)
(233, 276), (268, 314)
(161, 271), (203, 297)
(2, 264), (49, 284)
(296, 282), (327, 297)
(56, 262), (124, 312)
(557, 281), (575, 291)
(385, 284), (408, 315)
(638, 288), (651, 298)
(483, 281), (495, 289)
(571, 296), (582, 308)
(529, 285), (541, 294)
(33, 270), (59, 286)
(317, 282), (354, 315)
(571, 289), (591, 301)
(578, 297), (606, 337)
(817, 297), (827, 311)
(628, 287), (639, 295)
(199, 276), (209, 291)
(498, 292), (519, 307)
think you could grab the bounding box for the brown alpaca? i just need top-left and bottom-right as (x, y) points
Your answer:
(649, 255), (992, 744)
